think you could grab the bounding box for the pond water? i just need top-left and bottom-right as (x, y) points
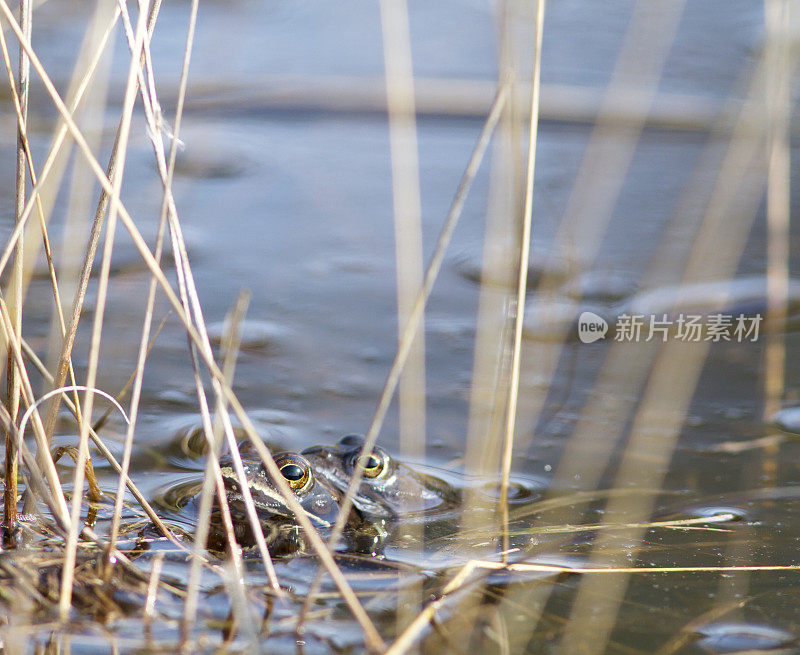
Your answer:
(1, 0), (799, 653)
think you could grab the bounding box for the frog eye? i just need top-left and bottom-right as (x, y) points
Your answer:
(342, 442), (391, 479)
(274, 453), (312, 492)
(362, 450), (389, 479)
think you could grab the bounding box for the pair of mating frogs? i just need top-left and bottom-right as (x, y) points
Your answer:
(209, 435), (456, 555)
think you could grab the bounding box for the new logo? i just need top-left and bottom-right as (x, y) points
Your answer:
(578, 311), (608, 343)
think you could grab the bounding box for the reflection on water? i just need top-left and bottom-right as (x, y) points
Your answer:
(694, 623), (799, 655)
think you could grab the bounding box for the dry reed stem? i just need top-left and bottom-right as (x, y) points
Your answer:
(379, 0), (425, 467)
(130, 19), (282, 624)
(698, 0), (794, 629)
(460, 2), (685, 573)
(376, 557), (800, 591)
(379, 0), (426, 635)
(52, 0), (118, 378)
(451, 0), (540, 631)
(0, 7), (374, 628)
(0, 300), (70, 531)
(555, 46), (785, 655)
(543, 45), (768, 528)
(57, 0), (152, 621)
(0, 20), (89, 523)
(477, 562), (800, 574)
(114, 0), (282, 629)
(181, 292), (257, 647)
(498, 0), (545, 559)
(4, 4), (122, 437)
(0, 30), (82, 392)
(762, 0), (791, 473)
(388, 552), (800, 654)
(508, 513), (737, 535)
(487, 2), (690, 645)
(143, 552), (165, 642)
(296, 79), (511, 634)
(0, 4), (121, 283)
(18, 335), (182, 544)
(506, 0), (687, 468)
(3, 0), (30, 539)
(41, 0), (162, 447)
(457, 0), (523, 552)
(103, 0), (197, 578)
(0, 6), (123, 510)
(118, 0), (285, 600)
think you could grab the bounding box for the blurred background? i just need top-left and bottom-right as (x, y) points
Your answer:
(1, 0), (799, 652)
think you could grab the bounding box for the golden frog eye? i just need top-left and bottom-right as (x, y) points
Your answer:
(274, 454), (312, 492)
(363, 451), (388, 479)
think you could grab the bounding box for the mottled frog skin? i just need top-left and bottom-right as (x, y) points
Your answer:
(210, 444), (342, 555)
(212, 435), (455, 555)
(219, 442), (339, 527)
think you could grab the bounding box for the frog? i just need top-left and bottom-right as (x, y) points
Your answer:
(209, 435), (456, 555)
(218, 442), (340, 528)
(212, 441), (387, 555)
(301, 434), (457, 523)
(208, 444), (342, 555)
